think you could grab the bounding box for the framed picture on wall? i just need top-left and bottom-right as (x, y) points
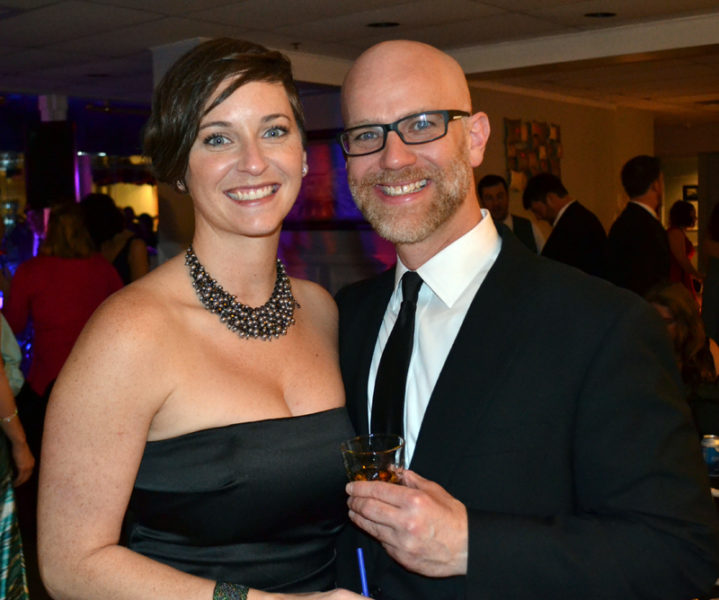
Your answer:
(683, 185), (698, 201)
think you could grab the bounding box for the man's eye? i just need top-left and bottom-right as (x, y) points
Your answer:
(353, 129), (380, 143)
(407, 116), (435, 131)
(203, 133), (230, 147)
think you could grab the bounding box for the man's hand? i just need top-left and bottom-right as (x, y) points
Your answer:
(346, 469), (468, 577)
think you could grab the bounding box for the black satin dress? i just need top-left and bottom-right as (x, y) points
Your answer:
(123, 407), (354, 592)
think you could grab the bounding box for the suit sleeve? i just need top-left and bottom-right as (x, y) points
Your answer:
(464, 300), (719, 599)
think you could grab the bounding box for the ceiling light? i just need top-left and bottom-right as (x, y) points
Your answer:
(366, 22), (399, 28)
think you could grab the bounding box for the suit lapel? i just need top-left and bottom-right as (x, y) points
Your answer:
(410, 232), (539, 487)
(347, 269), (394, 435)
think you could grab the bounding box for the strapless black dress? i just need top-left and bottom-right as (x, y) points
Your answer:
(123, 407), (354, 592)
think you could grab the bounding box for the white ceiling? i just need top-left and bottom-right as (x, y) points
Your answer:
(1, 0), (719, 125)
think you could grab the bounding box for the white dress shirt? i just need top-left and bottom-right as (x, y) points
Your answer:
(629, 199), (660, 219)
(367, 211), (502, 464)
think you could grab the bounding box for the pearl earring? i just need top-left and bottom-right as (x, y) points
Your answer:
(302, 165), (308, 177)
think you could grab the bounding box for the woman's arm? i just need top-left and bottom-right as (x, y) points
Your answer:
(668, 228), (703, 279)
(0, 363), (33, 486)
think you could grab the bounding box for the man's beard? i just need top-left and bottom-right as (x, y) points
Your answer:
(348, 149), (472, 245)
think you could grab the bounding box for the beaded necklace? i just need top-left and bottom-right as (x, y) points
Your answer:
(185, 245), (299, 341)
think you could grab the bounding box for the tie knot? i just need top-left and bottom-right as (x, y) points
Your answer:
(401, 271), (423, 304)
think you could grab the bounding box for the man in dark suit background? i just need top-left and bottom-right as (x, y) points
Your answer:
(477, 174), (544, 253)
(522, 172), (606, 277)
(335, 39), (719, 600)
(606, 155), (671, 297)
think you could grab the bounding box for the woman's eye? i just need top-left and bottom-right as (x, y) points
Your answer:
(203, 133), (230, 147)
(264, 125), (289, 139)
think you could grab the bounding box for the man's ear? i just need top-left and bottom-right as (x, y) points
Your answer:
(467, 111), (491, 168)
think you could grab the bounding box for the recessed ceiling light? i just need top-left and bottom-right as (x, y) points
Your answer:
(366, 22), (399, 28)
(584, 12), (617, 18)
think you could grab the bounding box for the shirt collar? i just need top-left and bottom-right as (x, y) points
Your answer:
(394, 209), (501, 308)
(629, 200), (659, 219)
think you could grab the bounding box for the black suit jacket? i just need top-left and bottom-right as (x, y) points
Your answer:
(606, 201), (671, 297)
(541, 201), (607, 278)
(335, 230), (719, 600)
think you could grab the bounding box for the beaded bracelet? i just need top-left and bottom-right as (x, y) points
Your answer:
(213, 582), (249, 600)
(1, 408), (17, 424)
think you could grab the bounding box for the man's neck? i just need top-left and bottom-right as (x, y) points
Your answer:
(397, 203), (483, 271)
(630, 195), (658, 215)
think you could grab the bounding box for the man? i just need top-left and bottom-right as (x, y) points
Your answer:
(606, 155), (672, 297)
(523, 172), (606, 277)
(335, 40), (719, 600)
(477, 174), (544, 253)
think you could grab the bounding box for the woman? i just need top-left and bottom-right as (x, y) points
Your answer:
(0, 313), (34, 600)
(80, 192), (150, 284)
(38, 39), (361, 600)
(647, 282), (719, 436)
(701, 203), (719, 341)
(667, 199), (703, 303)
(4, 203), (123, 399)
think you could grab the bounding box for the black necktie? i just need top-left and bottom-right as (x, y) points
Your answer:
(371, 271), (424, 436)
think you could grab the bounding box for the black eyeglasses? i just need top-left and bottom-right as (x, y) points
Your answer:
(337, 110), (470, 157)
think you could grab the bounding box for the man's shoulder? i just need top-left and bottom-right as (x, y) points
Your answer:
(335, 267), (394, 310)
(609, 202), (659, 237)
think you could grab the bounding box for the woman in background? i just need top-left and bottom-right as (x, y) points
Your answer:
(667, 199), (703, 304)
(647, 282), (719, 436)
(0, 312), (34, 600)
(81, 192), (150, 284)
(4, 203), (123, 400)
(38, 38), (360, 600)
(701, 203), (719, 342)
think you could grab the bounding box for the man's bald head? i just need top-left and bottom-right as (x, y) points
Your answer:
(341, 40), (472, 124)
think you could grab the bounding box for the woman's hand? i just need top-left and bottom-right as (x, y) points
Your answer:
(10, 438), (34, 486)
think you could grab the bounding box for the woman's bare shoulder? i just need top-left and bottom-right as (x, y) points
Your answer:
(79, 256), (188, 351)
(289, 277), (338, 339)
(291, 277), (337, 313)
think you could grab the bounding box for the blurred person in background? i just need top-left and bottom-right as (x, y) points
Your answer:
(4, 203), (122, 402)
(647, 282), (719, 438)
(0, 312), (36, 600)
(81, 193), (150, 284)
(702, 203), (719, 342)
(667, 199), (703, 304)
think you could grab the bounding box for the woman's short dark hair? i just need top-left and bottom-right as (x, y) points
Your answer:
(669, 200), (695, 228)
(143, 38), (306, 188)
